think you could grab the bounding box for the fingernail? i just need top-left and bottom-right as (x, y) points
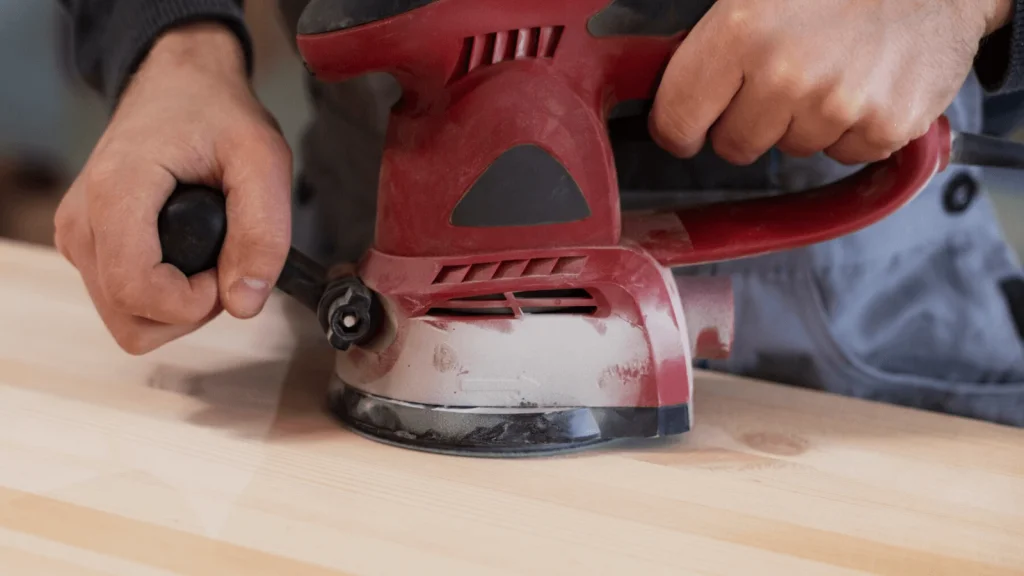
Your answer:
(229, 277), (270, 317)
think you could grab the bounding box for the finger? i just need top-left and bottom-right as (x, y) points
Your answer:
(87, 161), (220, 324)
(825, 130), (899, 165)
(65, 219), (221, 355)
(649, 7), (745, 158)
(97, 294), (222, 355)
(216, 126), (293, 319)
(709, 73), (795, 165)
(99, 297), (223, 355)
(824, 102), (921, 165)
(777, 86), (864, 157)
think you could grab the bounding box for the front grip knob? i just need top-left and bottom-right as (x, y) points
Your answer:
(158, 184), (227, 276)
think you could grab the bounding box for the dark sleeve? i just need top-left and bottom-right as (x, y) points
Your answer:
(57, 0), (254, 102)
(976, 0), (1024, 94)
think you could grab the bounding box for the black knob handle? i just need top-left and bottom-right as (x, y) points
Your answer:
(158, 184), (227, 276)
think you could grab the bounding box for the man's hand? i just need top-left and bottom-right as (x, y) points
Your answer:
(54, 23), (292, 355)
(649, 0), (1013, 165)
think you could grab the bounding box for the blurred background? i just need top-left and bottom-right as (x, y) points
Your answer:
(2, 0), (1024, 253)
(0, 1), (312, 246)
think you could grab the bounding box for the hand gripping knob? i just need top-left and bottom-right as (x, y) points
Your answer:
(156, 182), (384, 351)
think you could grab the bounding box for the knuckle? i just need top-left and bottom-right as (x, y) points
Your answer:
(819, 90), (862, 128)
(825, 147), (862, 166)
(860, 146), (894, 163)
(776, 138), (816, 158)
(235, 124), (291, 162)
(867, 124), (908, 151)
(862, 107), (911, 150)
(653, 105), (704, 148)
(722, 6), (761, 38)
(254, 126), (291, 160)
(829, 142), (888, 165)
(113, 329), (155, 356)
(103, 277), (141, 311)
(759, 58), (811, 97)
(908, 118), (932, 141)
(84, 160), (120, 194)
(712, 131), (758, 165)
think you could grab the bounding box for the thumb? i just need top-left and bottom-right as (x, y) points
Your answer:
(216, 125), (293, 319)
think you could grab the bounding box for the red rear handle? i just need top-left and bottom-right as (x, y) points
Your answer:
(624, 116), (953, 267)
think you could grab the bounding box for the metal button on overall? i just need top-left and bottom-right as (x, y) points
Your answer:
(942, 172), (978, 214)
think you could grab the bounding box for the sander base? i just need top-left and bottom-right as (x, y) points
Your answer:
(327, 379), (691, 457)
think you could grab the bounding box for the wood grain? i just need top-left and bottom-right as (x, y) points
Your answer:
(0, 238), (1022, 575)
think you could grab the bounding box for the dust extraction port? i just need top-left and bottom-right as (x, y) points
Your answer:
(425, 307), (516, 317)
(449, 294), (507, 302)
(516, 288), (597, 315)
(426, 288), (598, 317)
(520, 305), (598, 315)
(513, 288), (591, 299)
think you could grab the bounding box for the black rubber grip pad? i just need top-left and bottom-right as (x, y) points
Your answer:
(588, 0), (717, 37)
(297, 0), (437, 35)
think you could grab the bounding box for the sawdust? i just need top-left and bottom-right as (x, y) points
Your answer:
(432, 343), (459, 373)
(474, 319), (515, 334)
(598, 359), (652, 389)
(740, 431), (810, 457)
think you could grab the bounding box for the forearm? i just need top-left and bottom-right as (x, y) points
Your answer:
(57, 0), (253, 102)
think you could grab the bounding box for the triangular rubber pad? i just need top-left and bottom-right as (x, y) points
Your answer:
(451, 144), (591, 227)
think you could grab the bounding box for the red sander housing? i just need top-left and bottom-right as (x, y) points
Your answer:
(155, 0), (1023, 456)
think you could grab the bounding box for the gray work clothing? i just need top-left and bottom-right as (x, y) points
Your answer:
(58, 0), (1024, 427)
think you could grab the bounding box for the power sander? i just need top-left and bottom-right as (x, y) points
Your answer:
(154, 0), (1024, 456)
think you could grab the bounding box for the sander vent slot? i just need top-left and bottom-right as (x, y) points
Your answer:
(513, 288), (591, 299)
(426, 307), (515, 317)
(425, 288), (597, 318)
(432, 256), (587, 284)
(451, 25), (564, 82)
(515, 288), (597, 315)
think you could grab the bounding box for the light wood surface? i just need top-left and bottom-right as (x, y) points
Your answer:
(0, 238), (1022, 575)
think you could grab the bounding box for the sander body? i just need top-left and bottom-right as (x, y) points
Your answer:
(155, 0), (1020, 456)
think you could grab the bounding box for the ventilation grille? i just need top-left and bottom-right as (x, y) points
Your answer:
(427, 288), (597, 318)
(432, 256), (586, 285)
(451, 26), (564, 81)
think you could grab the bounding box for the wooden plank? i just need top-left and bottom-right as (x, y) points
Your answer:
(0, 238), (1022, 575)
